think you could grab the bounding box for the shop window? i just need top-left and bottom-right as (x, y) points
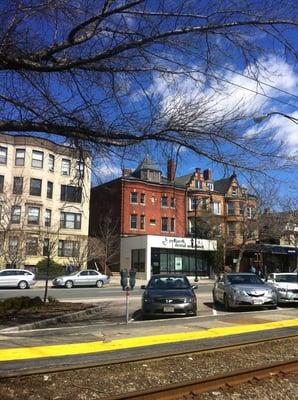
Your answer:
(131, 249), (145, 272)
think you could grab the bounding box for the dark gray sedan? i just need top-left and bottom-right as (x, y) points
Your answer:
(213, 273), (277, 311)
(141, 274), (197, 318)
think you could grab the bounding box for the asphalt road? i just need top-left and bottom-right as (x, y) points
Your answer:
(0, 283), (214, 301)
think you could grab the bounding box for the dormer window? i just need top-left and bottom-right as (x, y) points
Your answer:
(194, 180), (201, 189)
(206, 182), (214, 191)
(232, 186), (238, 196)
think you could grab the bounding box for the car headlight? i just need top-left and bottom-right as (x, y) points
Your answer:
(232, 288), (247, 296)
(184, 297), (194, 303)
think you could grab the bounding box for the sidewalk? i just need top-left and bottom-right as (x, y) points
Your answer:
(34, 276), (215, 288)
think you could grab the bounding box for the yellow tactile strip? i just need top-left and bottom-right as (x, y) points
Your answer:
(0, 319), (297, 362)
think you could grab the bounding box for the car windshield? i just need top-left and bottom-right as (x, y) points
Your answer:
(275, 274), (298, 283)
(227, 274), (264, 285)
(148, 276), (190, 290)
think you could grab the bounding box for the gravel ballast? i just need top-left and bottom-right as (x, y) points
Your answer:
(0, 337), (297, 399)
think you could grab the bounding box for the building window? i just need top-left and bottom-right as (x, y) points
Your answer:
(60, 185), (82, 203)
(150, 219), (156, 225)
(170, 197), (176, 208)
(227, 222), (236, 238)
(190, 198), (198, 210)
(27, 207), (40, 225)
(47, 181), (53, 199)
(15, 149), (25, 166)
(60, 212), (81, 229)
(0, 175), (4, 193)
(213, 202), (221, 215)
(247, 206), (254, 219)
(11, 206), (21, 224)
(232, 186), (238, 196)
(130, 192), (137, 203)
(239, 202), (244, 215)
(26, 237), (39, 255)
(30, 178), (42, 196)
(227, 202), (235, 215)
(61, 158), (71, 176)
(161, 195), (168, 207)
(131, 249), (145, 272)
(43, 238), (50, 256)
(13, 177), (23, 194)
(130, 214), (137, 229)
(45, 209), (52, 227)
(161, 217), (168, 232)
(58, 240), (80, 257)
(170, 218), (175, 232)
(0, 146), (7, 164)
(140, 193), (146, 204)
(213, 224), (222, 237)
(194, 180), (201, 189)
(140, 215), (145, 230)
(202, 198), (209, 210)
(32, 150), (44, 168)
(76, 160), (84, 178)
(48, 154), (55, 171)
(206, 182), (214, 191)
(9, 237), (19, 257)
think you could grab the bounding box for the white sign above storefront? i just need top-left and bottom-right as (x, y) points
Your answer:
(149, 236), (217, 251)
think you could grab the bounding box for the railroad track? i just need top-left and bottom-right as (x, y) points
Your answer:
(107, 358), (298, 400)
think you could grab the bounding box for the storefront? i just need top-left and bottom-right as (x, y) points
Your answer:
(120, 235), (217, 280)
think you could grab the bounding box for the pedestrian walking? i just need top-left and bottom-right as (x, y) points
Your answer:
(120, 268), (128, 290)
(129, 267), (137, 290)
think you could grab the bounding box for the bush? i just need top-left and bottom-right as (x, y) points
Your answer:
(0, 296), (43, 312)
(35, 258), (65, 279)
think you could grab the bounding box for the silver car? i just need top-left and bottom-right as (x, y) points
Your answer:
(0, 269), (36, 289)
(213, 273), (277, 310)
(52, 269), (109, 288)
(266, 273), (298, 304)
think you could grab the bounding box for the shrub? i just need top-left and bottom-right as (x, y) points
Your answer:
(0, 296), (43, 312)
(35, 258), (65, 279)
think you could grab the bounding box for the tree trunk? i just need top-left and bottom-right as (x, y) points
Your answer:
(236, 247), (245, 272)
(43, 254), (50, 303)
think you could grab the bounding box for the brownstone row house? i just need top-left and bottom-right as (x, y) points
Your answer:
(90, 156), (258, 279)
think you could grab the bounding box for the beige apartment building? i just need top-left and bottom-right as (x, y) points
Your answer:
(0, 134), (91, 269)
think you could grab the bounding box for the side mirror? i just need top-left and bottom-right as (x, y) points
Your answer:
(191, 285), (198, 290)
(140, 285), (147, 290)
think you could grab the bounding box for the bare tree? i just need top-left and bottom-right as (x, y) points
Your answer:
(67, 235), (102, 270)
(0, 1), (297, 172)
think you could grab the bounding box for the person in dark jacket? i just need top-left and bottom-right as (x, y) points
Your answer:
(120, 268), (128, 290)
(129, 267), (137, 290)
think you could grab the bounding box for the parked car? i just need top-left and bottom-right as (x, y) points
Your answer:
(212, 273), (277, 311)
(266, 272), (298, 305)
(0, 269), (36, 289)
(52, 269), (109, 288)
(141, 274), (197, 318)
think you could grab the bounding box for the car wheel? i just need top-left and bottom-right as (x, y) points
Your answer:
(65, 280), (73, 289)
(18, 280), (28, 290)
(224, 294), (232, 311)
(96, 280), (104, 288)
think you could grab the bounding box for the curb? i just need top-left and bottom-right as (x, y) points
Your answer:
(0, 304), (103, 333)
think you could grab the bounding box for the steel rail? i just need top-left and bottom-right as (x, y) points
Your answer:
(107, 359), (298, 400)
(0, 332), (297, 379)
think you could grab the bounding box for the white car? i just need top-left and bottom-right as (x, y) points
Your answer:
(266, 273), (298, 304)
(52, 269), (110, 288)
(0, 269), (36, 289)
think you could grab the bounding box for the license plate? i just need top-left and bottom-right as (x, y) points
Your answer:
(163, 306), (175, 313)
(253, 299), (264, 305)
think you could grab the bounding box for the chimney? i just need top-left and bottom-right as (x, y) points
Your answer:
(122, 168), (132, 177)
(203, 168), (212, 181)
(167, 159), (176, 181)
